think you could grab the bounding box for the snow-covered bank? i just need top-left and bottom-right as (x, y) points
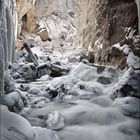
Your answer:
(1, 105), (60, 140)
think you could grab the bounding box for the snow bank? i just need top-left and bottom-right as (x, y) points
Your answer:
(1, 105), (35, 140)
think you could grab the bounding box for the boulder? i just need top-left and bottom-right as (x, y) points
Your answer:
(36, 29), (49, 41)
(112, 97), (140, 118)
(110, 67), (140, 99)
(97, 76), (112, 84)
(45, 111), (65, 130)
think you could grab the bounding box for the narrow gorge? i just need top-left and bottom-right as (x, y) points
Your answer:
(0, 0), (140, 140)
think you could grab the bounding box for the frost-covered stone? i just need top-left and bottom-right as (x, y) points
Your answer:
(112, 97), (140, 118)
(16, 89), (28, 105)
(1, 90), (28, 112)
(12, 71), (22, 79)
(97, 76), (112, 85)
(68, 82), (103, 98)
(45, 75), (80, 91)
(16, 64), (37, 79)
(31, 97), (50, 108)
(18, 84), (30, 92)
(4, 71), (16, 94)
(28, 87), (41, 95)
(36, 28), (49, 41)
(110, 67), (140, 99)
(1, 92), (22, 109)
(63, 95), (75, 101)
(69, 62), (97, 81)
(46, 111), (65, 130)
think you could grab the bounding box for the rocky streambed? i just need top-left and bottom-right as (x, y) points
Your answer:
(2, 49), (140, 140)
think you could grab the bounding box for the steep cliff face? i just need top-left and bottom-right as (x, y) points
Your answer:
(14, 0), (77, 51)
(13, 0), (139, 69)
(15, 0), (35, 37)
(14, 0), (76, 46)
(34, 0), (76, 19)
(135, 0), (140, 33)
(76, 0), (139, 68)
(33, 0), (76, 42)
(16, 0), (34, 21)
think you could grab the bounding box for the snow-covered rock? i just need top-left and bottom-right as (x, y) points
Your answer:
(1, 105), (35, 140)
(4, 72), (16, 94)
(112, 43), (140, 69)
(68, 81), (103, 98)
(69, 62), (97, 81)
(1, 90), (28, 112)
(46, 111), (65, 130)
(97, 76), (112, 84)
(112, 97), (140, 118)
(28, 87), (41, 95)
(30, 97), (50, 108)
(110, 67), (140, 99)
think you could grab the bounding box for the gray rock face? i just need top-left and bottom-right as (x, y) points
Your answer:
(34, 0), (76, 19)
(76, 0), (138, 68)
(135, 0), (140, 33)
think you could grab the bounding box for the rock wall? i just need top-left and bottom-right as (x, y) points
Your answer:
(21, 9), (37, 33)
(15, 0), (77, 40)
(76, 0), (139, 68)
(135, 0), (140, 33)
(0, 0), (15, 95)
(34, 0), (76, 19)
(34, 0), (76, 38)
(14, 0), (36, 38)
